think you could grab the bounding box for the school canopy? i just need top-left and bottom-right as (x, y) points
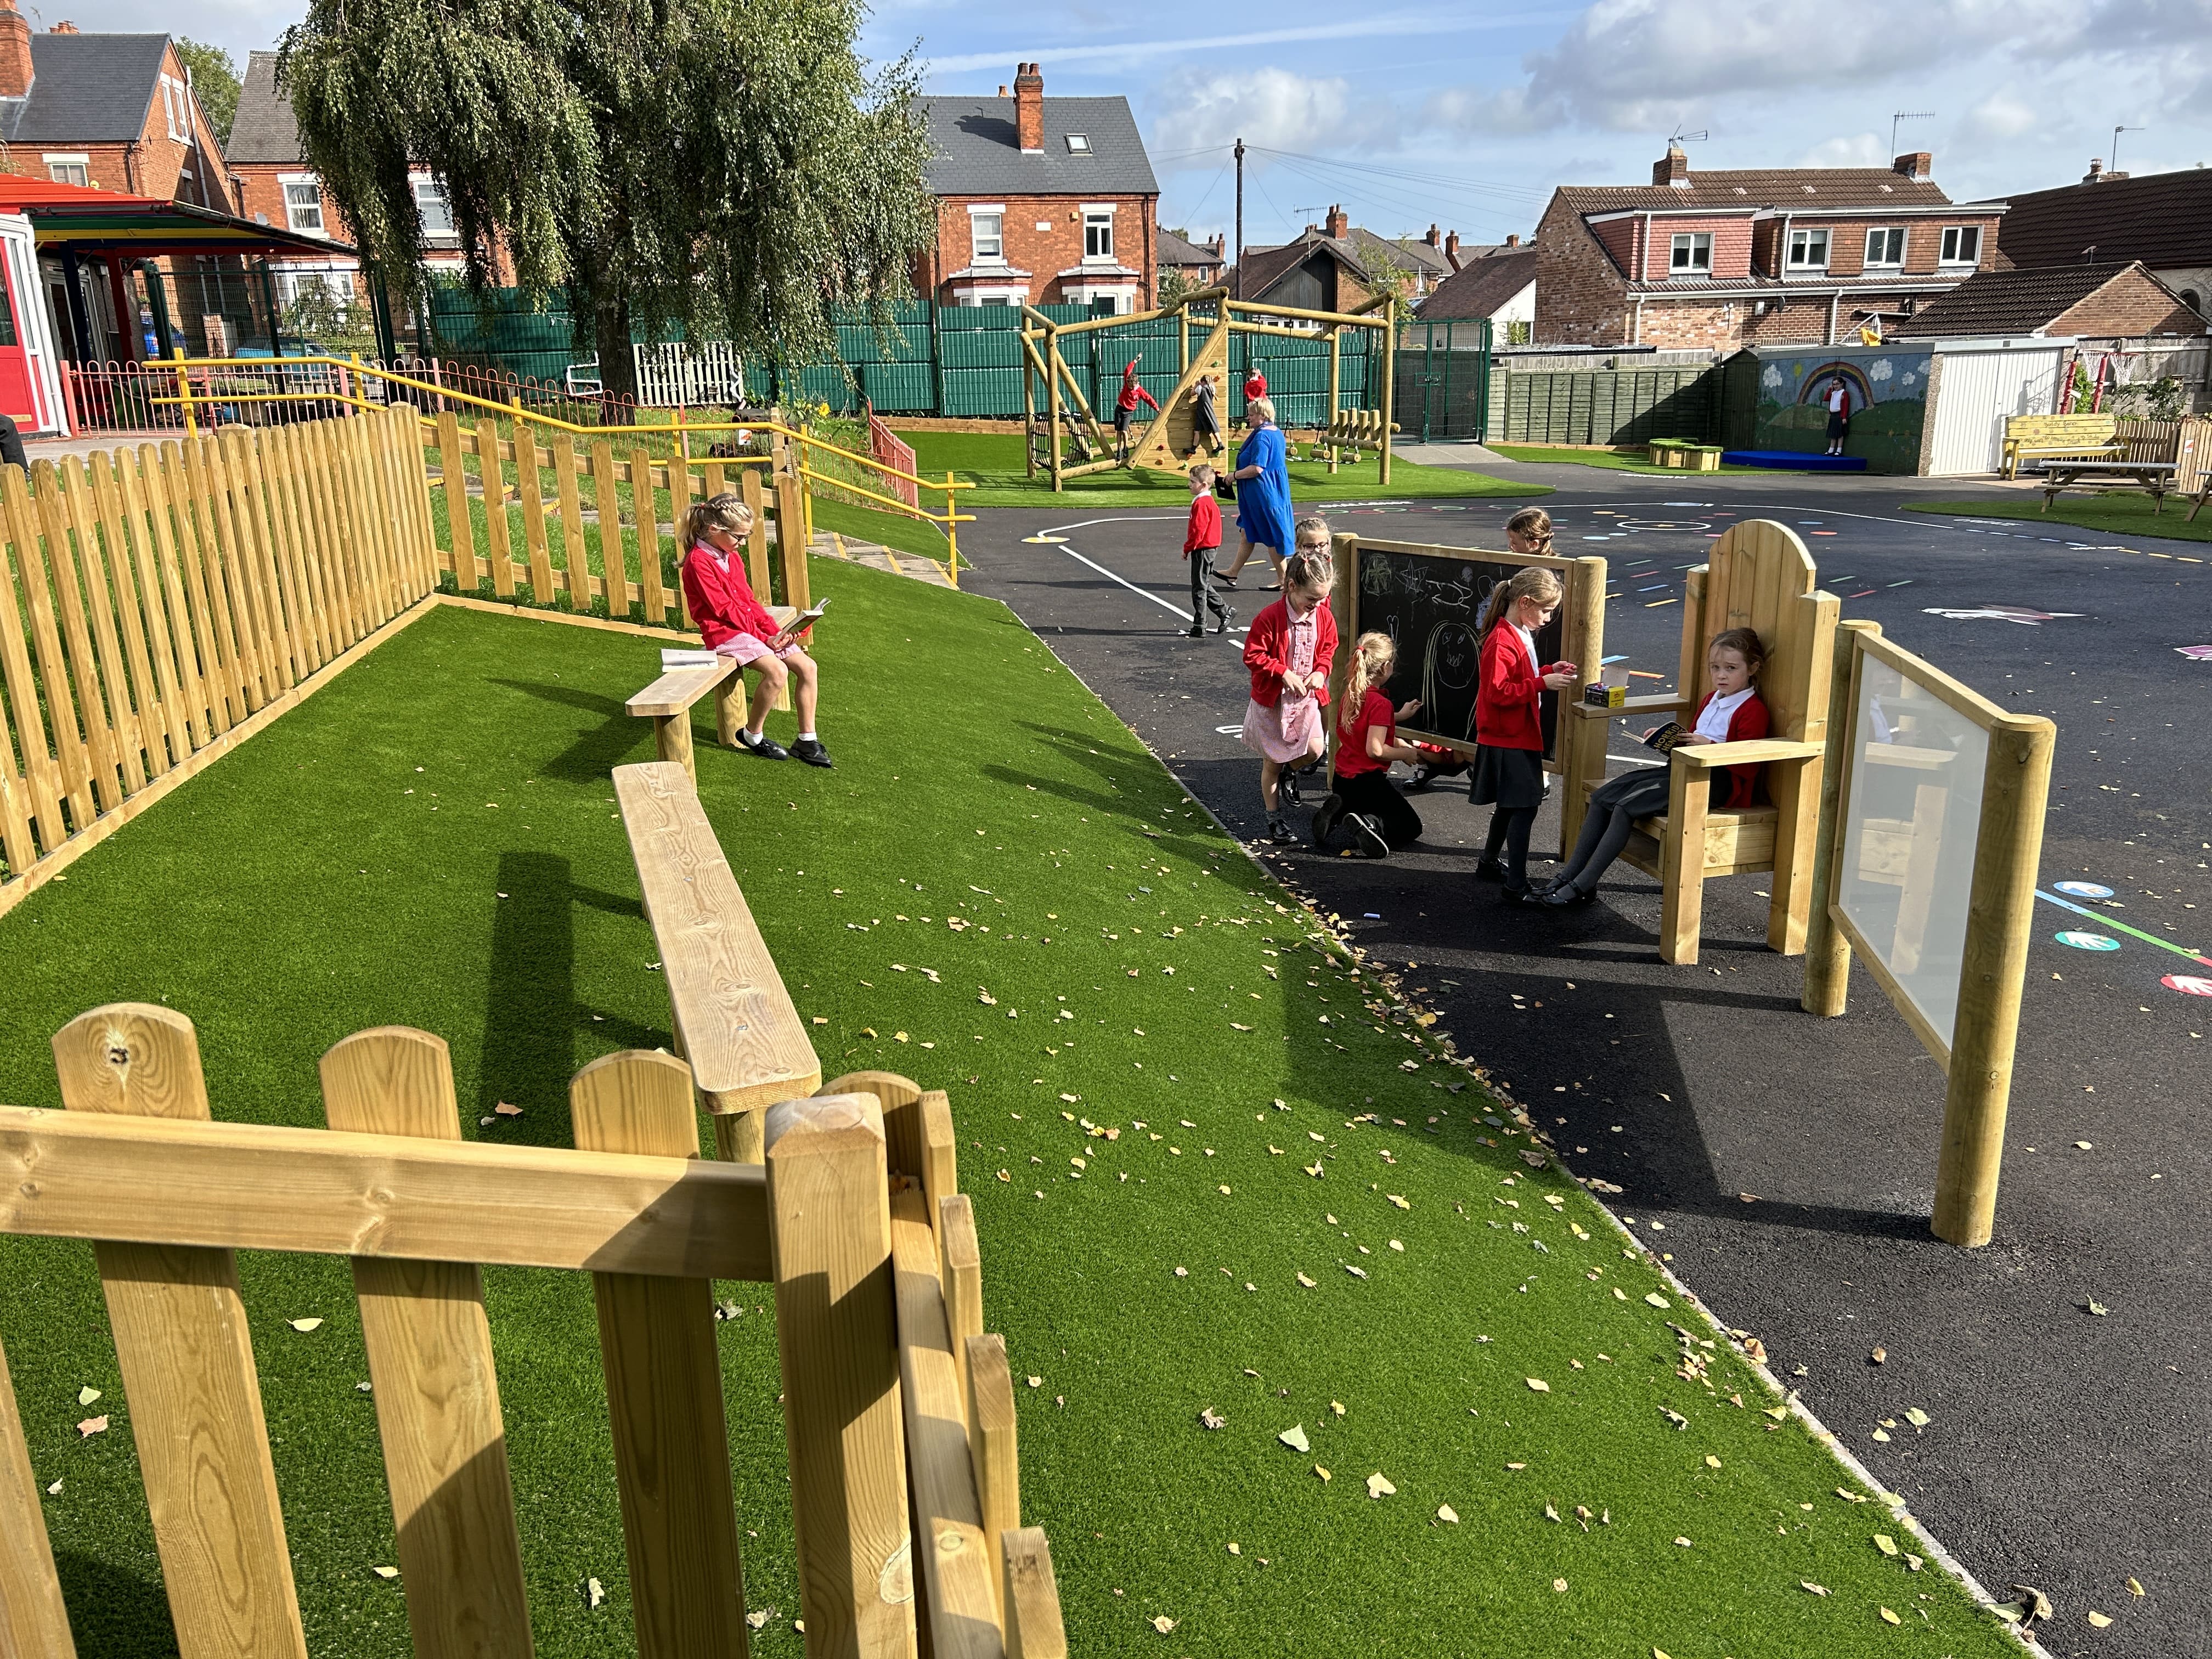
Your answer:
(0, 173), (355, 260)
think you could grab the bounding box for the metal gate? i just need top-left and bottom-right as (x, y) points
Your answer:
(1397, 319), (1492, 440)
(1925, 343), (2067, 476)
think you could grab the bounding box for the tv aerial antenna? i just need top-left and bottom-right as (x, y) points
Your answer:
(1666, 125), (1708, 148)
(1891, 111), (1936, 155)
(2111, 124), (2143, 173)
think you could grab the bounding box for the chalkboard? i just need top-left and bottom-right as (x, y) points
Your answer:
(1348, 543), (1570, 763)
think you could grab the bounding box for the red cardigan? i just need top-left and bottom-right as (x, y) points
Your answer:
(1688, 690), (1771, 810)
(679, 544), (782, 651)
(1474, 623), (1567, 752)
(1244, 597), (1338, 708)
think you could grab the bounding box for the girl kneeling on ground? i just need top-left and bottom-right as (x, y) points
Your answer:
(678, 493), (833, 768)
(1312, 631), (1424, 856)
(1240, 544), (1338, 844)
(1531, 626), (1769, 907)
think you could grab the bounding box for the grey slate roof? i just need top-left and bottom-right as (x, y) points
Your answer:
(1894, 261), (2207, 337)
(0, 32), (167, 144)
(1418, 250), (1537, 320)
(228, 49), (305, 166)
(1156, 227), (1221, 268)
(922, 95), (1156, 196)
(1990, 167), (2212, 272)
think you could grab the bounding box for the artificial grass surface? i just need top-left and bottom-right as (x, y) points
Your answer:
(893, 427), (1544, 508)
(1490, 444), (1768, 476)
(0, 574), (2018, 1658)
(1908, 495), (2212, 543)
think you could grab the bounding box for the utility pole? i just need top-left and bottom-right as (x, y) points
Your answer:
(1233, 137), (1245, 299)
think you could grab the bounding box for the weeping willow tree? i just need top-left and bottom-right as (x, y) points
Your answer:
(279, 0), (934, 409)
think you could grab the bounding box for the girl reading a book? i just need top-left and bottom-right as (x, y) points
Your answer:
(678, 493), (833, 768)
(1530, 627), (1769, 907)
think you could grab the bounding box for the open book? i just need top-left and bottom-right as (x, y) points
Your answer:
(1642, 721), (1690, 754)
(792, 597), (831, 627)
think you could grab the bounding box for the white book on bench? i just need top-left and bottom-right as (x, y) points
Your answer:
(660, 648), (720, 671)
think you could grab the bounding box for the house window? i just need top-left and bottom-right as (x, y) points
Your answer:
(1864, 227), (1905, 267)
(1065, 133), (1090, 154)
(1085, 209), (1115, 262)
(970, 211), (1003, 263)
(1668, 233), (1711, 273)
(160, 76), (190, 141)
(283, 181), (326, 235)
(413, 176), (454, 235)
(1787, 228), (1830, 270)
(43, 155), (89, 187)
(1939, 225), (1981, 266)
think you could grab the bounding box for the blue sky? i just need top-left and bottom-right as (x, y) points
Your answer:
(64, 0), (2212, 249)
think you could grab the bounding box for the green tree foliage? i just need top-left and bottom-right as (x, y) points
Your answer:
(278, 0), (933, 409)
(173, 39), (240, 148)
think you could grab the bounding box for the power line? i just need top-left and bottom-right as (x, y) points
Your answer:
(1246, 145), (1551, 205)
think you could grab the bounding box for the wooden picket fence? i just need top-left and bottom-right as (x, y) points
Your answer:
(0, 1008), (1066, 1657)
(0, 404), (439, 907)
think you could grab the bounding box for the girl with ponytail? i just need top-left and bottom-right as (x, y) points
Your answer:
(1468, 561), (1576, 896)
(678, 493), (833, 767)
(1310, 630), (1425, 857)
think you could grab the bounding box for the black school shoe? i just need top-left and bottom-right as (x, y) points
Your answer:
(790, 737), (834, 769)
(1278, 766), (1304, 806)
(1266, 816), (1299, 845)
(1310, 792), (1344, 848)
(737, 731), (789, 761)
(1472, 857), (1508, 883)
(1528, 881), (1596, 907)
(1214, 607), (1235, 635)
(1348, 814), (1390, 859)
(1187, 625), (1206, 638)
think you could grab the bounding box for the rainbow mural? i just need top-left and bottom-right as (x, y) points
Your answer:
(1751, 345), (1933, 475)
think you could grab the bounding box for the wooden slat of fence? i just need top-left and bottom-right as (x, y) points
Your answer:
(180, 437), (267, 715)
(477, 422), (516, 597)
(639, 454), (670, 626)
(320, 1028), (534, 1659)
(939, 1195), (982, 1410)
(263, 427), (330, 673)
(0, 746), (33, 876)
(341, 420), (394, 629)
(0, 1328), (78, 1659)
(121, 445), (207, 749)
(379, 409), (427, 603)
(921, 1091), (957, 1242)
(55, 459), (148, 793)
(393, 409), (436, 596)
(219, 431), (300, 693)
(80, 456), (168, 778)
(889, 1187), (1001, 1658)
(306, 421), (364, 648)
(963, 1333), (1019, 1634)
(763, 1094), (915, 1659)
(250, 427), (321, 681)
(52, 1004), (311, 1659)
(674, 459), (701, 630)
(94, 452), (189, 770)
(516, 437), (556, 602)
(439, 411), (479, 591)
(999, 1531), (1065, 1659)
(193, 435), (278, 709)
(741, 467), (773, 601)
(774, 468), (810, 613)
(0, 490), (69, 849)
(133, 445), (214, 741)
(156, 442), (244, 729)
(571, 1050), (752, 1659)
(590, 441), (627, 617)
(553, 437), (588, 603)
(28, 464), (126, 811)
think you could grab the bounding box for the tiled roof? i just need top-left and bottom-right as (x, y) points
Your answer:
(1556, 167), (1953, 216)
(922, 95), (1155, 197)
(1991, 168), (2212, 270)
(1236, 233), (1372, 302)
(1894, 261), (2207, 337)
(1417, 250), (1536, 320)
(1156, 228), (1222, 268)
(227, 50), (304, 166)
(1365, 229), (1452, 275)
(0, 33), (167, 144)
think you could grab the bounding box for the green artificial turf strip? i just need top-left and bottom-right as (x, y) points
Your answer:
(1489, 444), (1768, 476)
(893, 427), (1543, 508)
(1908, 495), (2212, 543)
(0, 577), (2018, 1658)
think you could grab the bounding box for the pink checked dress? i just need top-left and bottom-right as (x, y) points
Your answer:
(1240, 605), (1322, 762)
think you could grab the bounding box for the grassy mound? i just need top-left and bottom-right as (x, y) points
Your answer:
(0, 572), (2014, 1657)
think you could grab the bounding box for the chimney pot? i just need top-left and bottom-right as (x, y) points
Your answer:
(1892, 151), (1933, 180)
(1505, 232), (1519, 249)
(2083, 156), (2104, 182)
(1652, 145), (1690, 187)
(50, 18), (75, 29)
(997, 84), (1007, 97)
(0, 0), (31, 100)
(1013, 61), (1044, 153)
(1425, 223), (1440, 246)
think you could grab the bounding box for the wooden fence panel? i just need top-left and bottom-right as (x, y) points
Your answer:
(640, 455), (670, 626)
(100, 452), (191, 768)
(477, 422), (516, 597)
(591, 440), (628, 617)
(555, 438), (588, 603)
(439, 411), (479, 590)
(146, 443), (236, 738)
(0, 477), (71, 849)
(517, 436), (555, 602)
(83, 456), (171, 778)
(58, 459), (150, 792)
(29, 464), (126, 811)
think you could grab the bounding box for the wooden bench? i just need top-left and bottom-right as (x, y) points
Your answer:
(1, 1005), (1068, 1658)
(1565, 520), (1836, 965)
(616, 759), (821, 1163)
(2001, 413), (2121, 478)
(1648, 439), (1722, 471)
(625, 605), (798, 782)
(2036, 457), (2176, 512)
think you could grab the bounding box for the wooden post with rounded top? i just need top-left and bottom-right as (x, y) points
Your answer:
(1377, 298), (1396, 487)
(571, 1049), (751, 1656)
(1932, 714), (2056, 1247)
(319, 1026), (533, 1659)
(764, 1094), (915, 1658)
(1802, 619), (1882, 1018)
(52, 1003), (309, 1659)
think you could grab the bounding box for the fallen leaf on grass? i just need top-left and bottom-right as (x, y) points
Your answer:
(494, 1103), (522, 1118)
(1552, 1577), (1567, 1593)
(1878, 1607), (1900, 1625)
(45, 1478), (61, 1494)
(1027, 1376), (1042, 1389)
(1296, 1272), (1317, 1288)
(1366, 1473), (1395, 1499)
(1644, 1293), (1670, 1308)
(1226, 1542), (1240, 1556)
(1873, 1534), (1898, 1556)
(287, 1318), (324, 1333)
(1387, 1194), (1410, 1210)
(1437, 1504), (1459, 1523)
(1151, 1615), (1176, 1634)
(1278, 1425), (1310, 1452)
(1330, 1401), (1345, 1417)
(746, 1610), (772, 1631)
(1344, 1265), (1368, 1280)
(1314, 1465), (1331, 1482)
(1704, 1455), (1721, 1469)
(1525, 1378), (1550, 1393)
(1199, 1408), (1226, 1430)
(1305, 1164), (1324, 1178)
(372, 1566), (399, 1581)
(77, 1386), (100, 1407)
(1673, 1536), (1692, 1548)
(1801, 1581), (1828, 1596)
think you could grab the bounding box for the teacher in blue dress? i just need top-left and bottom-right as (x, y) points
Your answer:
(1218, 396), (1293, 590)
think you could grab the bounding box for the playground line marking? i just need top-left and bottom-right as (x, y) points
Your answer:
(1053, 542), (1195, 624)
(2034, 890), (2210, 966)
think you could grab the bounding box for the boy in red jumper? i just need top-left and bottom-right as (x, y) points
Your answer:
(1182, 464), (1234, 637)
(1115, 359), (1159, 459)
(678, 494), (832, 768)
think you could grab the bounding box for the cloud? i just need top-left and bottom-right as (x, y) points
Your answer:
(1793, 133), (1887, 168)
(1147, 66), (1401, 156)
(922, 11), (1555, 78)
(1961, 92), (2039, 142)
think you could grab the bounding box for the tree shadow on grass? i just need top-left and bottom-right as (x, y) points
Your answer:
(57, 1549), (178, 1657)
(486, 678), (653, 785)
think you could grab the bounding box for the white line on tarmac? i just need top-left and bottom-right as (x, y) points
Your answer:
(1054, 543), (1195, 623)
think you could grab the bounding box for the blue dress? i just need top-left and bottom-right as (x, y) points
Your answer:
(1235, 424), (1293, 553)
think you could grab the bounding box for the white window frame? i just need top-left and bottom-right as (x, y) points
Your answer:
(966, 203), (1006, 264)
(159, 75), (190, 142)
(1668, 232), (1711, 274)
(1082, 204), (1116, 264)
(411, 173), (454, 235)
(1863, 227), (1905, 268)
(1787, 227), (1830, 270)
(279, 174), (327, 236)
(1065, 133), (1091, 154)
(1939, 225), (1981, 267)
(42, 153), (89, 188)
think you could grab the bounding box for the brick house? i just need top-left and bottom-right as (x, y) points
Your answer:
(1237, 207), (1464, 310)
(1895, 261), (2208, 341)
(1534, 146), (2006, 349)
(1157, 227), (1226, 292)
(1990, 161), (2212, 321)
(1417, 248), (1537, 340)
(918, 63), (1157, 312)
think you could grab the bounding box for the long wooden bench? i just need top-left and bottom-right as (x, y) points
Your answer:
(2001, 413), (2121, 478)
(626, 602), (798, 783)
(616, 758), (820, 1162)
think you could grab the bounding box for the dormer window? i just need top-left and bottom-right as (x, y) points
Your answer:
(1864, 227), (1905, 268)
(1787, 228), (1830, 270)
(1669, 233), (1712, 274)
(1065, 133), (1090, 154)
(1939, 225), (1981, 266)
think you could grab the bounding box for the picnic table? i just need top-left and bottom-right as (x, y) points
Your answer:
(2034, 458), (2179, 514)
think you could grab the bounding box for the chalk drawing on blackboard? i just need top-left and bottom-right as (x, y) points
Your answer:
(1423, 622), (1482, 742)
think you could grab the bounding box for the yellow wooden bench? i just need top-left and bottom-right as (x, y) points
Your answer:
(1647, 439), (1723, 471)
(1564, 520), (1838, 965)
(615, 758), (821, 1163)
(2001, 413), (2120, 478)
(624, 604), (798, 782)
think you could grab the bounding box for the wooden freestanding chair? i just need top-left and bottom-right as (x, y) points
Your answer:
(1564, 520), (1838, 966)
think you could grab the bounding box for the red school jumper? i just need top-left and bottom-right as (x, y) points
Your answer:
(680, 543), (783, 651)
(1334, 686), (1395, 778)
(1184, 492), (1222, 555)
(1474, 623), (1567, 751)
(1118, 362), (1161, 416)
(1243, 596), (1338, 707)
(1690, 689), (1771, 809)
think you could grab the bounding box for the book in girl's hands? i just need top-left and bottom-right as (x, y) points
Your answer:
(793, 597), (831, 625)
(659, 648), (719, 671)
(1643, 721), (1690, 754)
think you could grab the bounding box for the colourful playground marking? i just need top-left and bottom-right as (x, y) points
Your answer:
(2053, 881), (2115, 899)
(2164, 974), (2212, 997)
(2056, 931), (2121, 951)
(2036, 890), (2212, 966)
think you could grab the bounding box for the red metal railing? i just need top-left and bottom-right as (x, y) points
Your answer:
(866, 403), (919, 510)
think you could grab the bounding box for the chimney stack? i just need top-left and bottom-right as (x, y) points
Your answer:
(1892, 151), (1933, 180)
(2083, 156), (2103, 183)
(1324, 204), (1348, 239)
(997, 84), (1007, 97)
(1653, 145), (1690, 187)
(1505, 232), (1520, 249)
(1444, 230), (1462, 269)
(0, 0), (31, 99)
(48, 18), (75, 30)
(1425, 223), (1440, 247)
(1013, 62), (1043, 154)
